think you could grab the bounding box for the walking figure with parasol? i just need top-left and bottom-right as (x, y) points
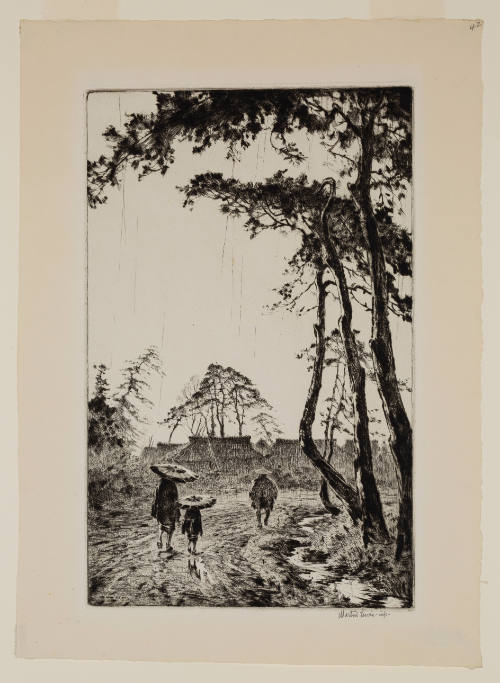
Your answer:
(180, 494), (216, 555)
(150, 462), (197, 554)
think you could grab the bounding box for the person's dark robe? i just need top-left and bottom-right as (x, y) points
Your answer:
(249, 474), (278, 511)
(182, 507), (203, 539)
(151, 478), (180, 527)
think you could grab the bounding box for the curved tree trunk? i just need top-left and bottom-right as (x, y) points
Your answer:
(354, 122), (413, 559)
(319, 479), (342, 516)
(168, 422), (180, 443)
(318, 180), (389, 546)
(299, 268), (362, 523)
(319, 440), (342, 517)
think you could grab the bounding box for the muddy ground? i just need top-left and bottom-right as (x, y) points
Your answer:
(88, 488), (410, 607)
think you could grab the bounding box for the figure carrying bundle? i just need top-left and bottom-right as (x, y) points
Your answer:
(249, 468), (278, 529)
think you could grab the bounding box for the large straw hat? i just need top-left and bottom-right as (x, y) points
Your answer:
(150, 462), (198, 483)
(179, 494), (216, 510)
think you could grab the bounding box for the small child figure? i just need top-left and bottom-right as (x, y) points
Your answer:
(182, 505), (203, 554)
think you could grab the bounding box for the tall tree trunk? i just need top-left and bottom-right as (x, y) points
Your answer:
(320, 372), (346, 516)
(353, 120), (413, 559)
(319, 441), (342, 517)
(210, 403), (216, 437)
(299, 268), (362, 523)
(219, 398), (226, 437)
(214, 398), (225, 438)
(320, 479), (342, 516)
(322, 364), (339, 458)
(318, 179), (389, 546)
(234, 394), (244, 436)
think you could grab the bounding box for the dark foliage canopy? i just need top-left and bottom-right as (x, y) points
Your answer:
(88, 87), (412, 321)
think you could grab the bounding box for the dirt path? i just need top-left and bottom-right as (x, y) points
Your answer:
(88, 491), (405, 607)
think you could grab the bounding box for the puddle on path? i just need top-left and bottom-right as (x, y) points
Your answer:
(287, 510), (405, 608)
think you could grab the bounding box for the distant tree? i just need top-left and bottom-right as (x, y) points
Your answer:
(161, 403), (188, 443)
(252, 411), (282, 444)
(226, 367), (268, 436)
(180, 375), (202, 406)
(94, 362), (110, 399)
(159, 376), (208, 440)
(113, 346), (164, 450)
(196, 363), (231, 437)
(87, 364), (123, 453)
(165, 364), (279, 440)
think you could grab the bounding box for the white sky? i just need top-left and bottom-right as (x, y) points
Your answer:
(87, 91), (413, 447)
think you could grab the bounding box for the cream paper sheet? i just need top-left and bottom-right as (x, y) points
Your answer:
(17, 19), (482, 665)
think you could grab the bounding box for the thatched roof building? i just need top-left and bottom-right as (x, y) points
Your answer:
(141, 442), (186, 465)
(174, 436), (265, 474)
(267, 438), (303, 471)
(141, 436), (396, 487)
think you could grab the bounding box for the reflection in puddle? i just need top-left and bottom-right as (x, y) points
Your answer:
(333, 578), (375, 605)
(382, 596), (404, 608)
(289, 518), (405, 609)
(290, 544), (404, 607)
(187, 556), (213, 585)
(288, 539), (334, 583)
